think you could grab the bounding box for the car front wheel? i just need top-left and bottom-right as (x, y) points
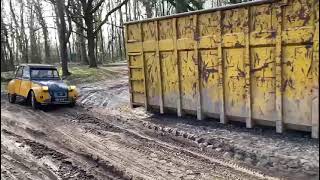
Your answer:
(68, 102), (76, 107)
(8, 93), (16, 103)
(30, 91), (40, 110)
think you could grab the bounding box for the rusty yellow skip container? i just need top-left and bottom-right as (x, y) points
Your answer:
(124, 0), (319, 138)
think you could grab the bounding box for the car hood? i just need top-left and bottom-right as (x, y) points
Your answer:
(33, 80), (68, 91)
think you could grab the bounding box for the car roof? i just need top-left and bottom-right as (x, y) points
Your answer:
(19, 64), (57, 69)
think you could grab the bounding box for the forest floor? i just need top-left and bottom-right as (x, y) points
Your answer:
(1, 64), (319, 180)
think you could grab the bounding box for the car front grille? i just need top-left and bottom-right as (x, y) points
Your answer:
(54, 91), (67, 97)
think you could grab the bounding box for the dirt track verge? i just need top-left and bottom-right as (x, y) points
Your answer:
(78, 107), (319, 180)
(2, 129), (97, 180)
(1, 96), (277, 180)
(73, 68), (319, 180)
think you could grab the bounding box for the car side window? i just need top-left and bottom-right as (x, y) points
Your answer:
(22, 67), (30, 79)
(15, 67), (23, 79)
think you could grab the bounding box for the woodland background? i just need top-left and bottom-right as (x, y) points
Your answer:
(1, 0), (250, 76)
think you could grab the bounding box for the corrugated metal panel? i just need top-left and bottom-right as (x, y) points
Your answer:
(125, 0), (319, 138)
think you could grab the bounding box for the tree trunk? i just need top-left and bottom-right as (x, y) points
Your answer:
(140, 0), (153, 18)
(9, 22), (16, 67)
(85, 13), (98, 68)
(127, 0), (131, 21)
(8, 1), (19, 65)
(94, 12), (99, 64)
(110, 17), (114, 62)
(175, 0), (188, 13)
(68, 42), (72, 62)
(133, 0), (137, 20)
(6, 38), (15, 70)
(29, 4), (41, 63)
(34, 0), (50, 63)
(1, 14), (14, 71)
(75, 16), (88, 65)
(125, 2), (129, 21)
(80, 34), (88, 65)
(113, 5), (118, 60)
(68, 0), (128, 66)
(76, 28), (89, 65)
(19, 0), (29, 63)
(55, 0), (70, 76)
(1, 44), (8, 71)
(100, 29), (105, 63)
(117, 29), (122, 61)
(119, 7), (125, 61)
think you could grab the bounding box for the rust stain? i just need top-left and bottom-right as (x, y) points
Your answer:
(237, 65), (246, 78)
(283, 79), (295, 91)
(251, 61), (274, 73)
(194, 33), (200, 41)
(235, 41), (242, 47)
(201, 61), (219, 83)
(298, 6), (310, 26)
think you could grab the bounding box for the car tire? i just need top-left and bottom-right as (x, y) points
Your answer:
(30, 91), (40, 110)
(68, 102), (76, 107)
(8, 93), (16, 103)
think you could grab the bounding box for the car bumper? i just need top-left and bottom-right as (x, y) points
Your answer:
(41, 97), (77, 105)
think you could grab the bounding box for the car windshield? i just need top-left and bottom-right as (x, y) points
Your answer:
(30, 68), (60, 79)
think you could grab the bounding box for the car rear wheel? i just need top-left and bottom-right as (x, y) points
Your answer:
(30, 91), (40, 110)
(8, 93), (16, 103)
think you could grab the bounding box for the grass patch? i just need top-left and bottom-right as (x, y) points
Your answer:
(58, 66), (122, 85)
(1, 82), (7, 93)
(0, 65), (121, 88)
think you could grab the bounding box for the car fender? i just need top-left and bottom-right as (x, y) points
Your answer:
(7, 80), (16, 94)
(30, 83), (50, 103)
(68, 88), (79, 99)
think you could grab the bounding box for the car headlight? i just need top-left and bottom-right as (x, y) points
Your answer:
(68, 85), (76, 91)
(42, 86), (49, 91)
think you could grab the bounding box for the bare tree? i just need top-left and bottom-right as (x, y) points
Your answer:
(1, 12), (15, 71)
(9, 0), (29, 63)
(118, 6), (125, 60)
(51, 0), (71, 76)
(9, 0), (20, 64)
(2, 0), (233, 73)
(139, 0), (156, 18)
(166, 0), (204, 13)
(28, 2), (42, 63)
(67, 0), (129, 68)
(20, 0), (29, 63)
(71, 0), (89, 65)
(33, 0), (51, 63)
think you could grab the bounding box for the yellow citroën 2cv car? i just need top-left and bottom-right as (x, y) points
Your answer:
(7, 64), (78, 109)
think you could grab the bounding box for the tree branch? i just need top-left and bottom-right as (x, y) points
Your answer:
(65, 7), (88, 31)
(94, 0), (128, 35)
(105, 22), (124, 29)
(166, 0), (195, 12)
(92, 19), (123, 29)
(71, 30), (87, 38)
(90, 0), (105, 14)
(66, 3), (72, 40)
(68, 0), (85, 18)
(36, 26), (88, 38)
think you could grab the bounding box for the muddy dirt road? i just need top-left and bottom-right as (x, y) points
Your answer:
(1, 65), (319, 180)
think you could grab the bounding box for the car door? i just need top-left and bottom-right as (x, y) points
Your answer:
(20, 66), (32, 98)
(14, 66), (23, 95)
